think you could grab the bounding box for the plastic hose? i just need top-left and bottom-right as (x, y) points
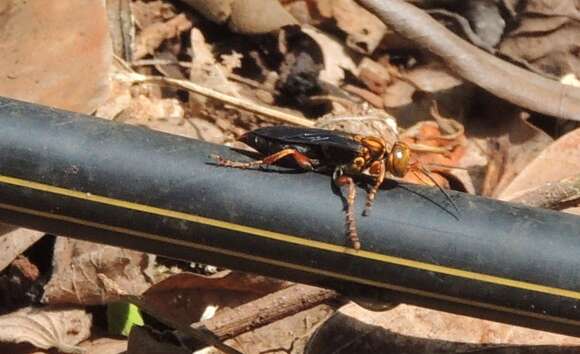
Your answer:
(0, 97), (580, 335)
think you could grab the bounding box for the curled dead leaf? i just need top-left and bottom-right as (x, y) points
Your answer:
(0, 307), (92, 353)
(499, 128), (580, 214)
(42, 238), (154, 305)
(318, 0), (387, 54)
(133, 13), (192, 60)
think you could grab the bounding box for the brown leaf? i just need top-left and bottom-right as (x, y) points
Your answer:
(42, 238), (154, 305)
(404, 63), (463, 93)
(94, 75), (133, 120)
(499, 128), (580, 208)
(131, 0), (177, 28)
(0, 0), (111, 113)
(499, 1), (580, 77)
(301, 27), (357, 86)
(133, 13), (192, 60)
(79, 338), (127, 354)
(358, 57), (391, 94)
(0, 226), (43, 272)
(180, 0), (233, 24)
(228, 0), (297, 34)
(139, 271), (289, 327)
(0, 307), (92, 353)
(218, 304), (334, 354)
(466, 104), (553, 196)
(307, 303), (580, 353)
(190, 28), (240, 99)
(321, 0), (387, 54)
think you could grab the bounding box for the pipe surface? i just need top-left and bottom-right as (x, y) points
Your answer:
(1, 97), (580, 335)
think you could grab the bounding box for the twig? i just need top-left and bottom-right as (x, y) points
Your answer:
(114, 72), (314, 127)
(131, 58), (193, 68)
(191, 283), (341, 340)
(507, 174), (580, 209)
(355, 0), (580, 121)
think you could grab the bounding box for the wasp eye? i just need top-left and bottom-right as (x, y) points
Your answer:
(353, 157), (365, 169)
(389, 143), (410, 177)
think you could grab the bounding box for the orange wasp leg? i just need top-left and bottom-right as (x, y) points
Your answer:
(363, 160), (386, 216)
(214, 148), (314, 170)
(335, 175), (361, 250)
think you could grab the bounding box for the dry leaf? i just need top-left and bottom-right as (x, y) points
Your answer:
(307, 303), (580, 353)
(499, 1), (580, 77)
(562, 73), (580, 87)
(204, 304), (334, 354)
(0, 0), (111, 113)
(499, 128), (580, 211)
(117, 95), (194, 136)
(190, 28), (240, 98)
(358, 57), (391, 94)
(466, 105), (553, 196)
(220, 51), (244, 73)
(323, 0), (387, 54)
(382, 80), (415, 108)
(79, 338), (127, 354)
(139, 271), (289, 327)
(42, 238), (154, 305)
(180, 0), (233, 24)
(301, 27), (357, 86)
(0, 226), (44, 272)
(0, 307), (92, 353)
(94, 71), (133, 120)
(131, 0), (177, 28)
(228, 0), (297, 34)
(404, 63), (463, 93)
(133, 13), (192, 60)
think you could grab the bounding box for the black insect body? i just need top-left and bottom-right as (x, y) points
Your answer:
(239, 126), (364, 169)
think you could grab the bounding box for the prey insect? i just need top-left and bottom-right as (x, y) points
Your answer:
(213, 126), (457, 250)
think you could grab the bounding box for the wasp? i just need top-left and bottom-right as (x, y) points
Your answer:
(213, 126), (455, 250)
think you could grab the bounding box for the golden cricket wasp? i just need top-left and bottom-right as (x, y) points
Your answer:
(214, 126), (458, 250)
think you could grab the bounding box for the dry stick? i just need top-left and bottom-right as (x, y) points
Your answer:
(116, 72), (314, 127)
(356, 0), (580, 121)
(507, 174), (580, 209)
(191, 284), (341, 341)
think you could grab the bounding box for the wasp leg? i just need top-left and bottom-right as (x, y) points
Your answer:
(363, 161), (386, 216)
(335, 175), (361, 250)
(214, 149), (314, 170)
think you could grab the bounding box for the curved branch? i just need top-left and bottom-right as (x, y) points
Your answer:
(356, 0), (580, 121)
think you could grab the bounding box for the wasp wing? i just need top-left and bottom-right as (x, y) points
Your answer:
(248, 126), (362, 153)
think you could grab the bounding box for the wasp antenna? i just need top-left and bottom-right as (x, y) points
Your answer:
(412, 166), (461, 219)
(423, 162), (469, 171)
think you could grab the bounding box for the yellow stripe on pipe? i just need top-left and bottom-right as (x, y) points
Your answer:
(0, 201), (580, 328)
(0, 174), (580, 301)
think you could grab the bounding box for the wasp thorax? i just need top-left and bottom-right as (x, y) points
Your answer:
(388, 142), (410, 177)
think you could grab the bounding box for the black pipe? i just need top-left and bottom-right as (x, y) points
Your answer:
(1, 97), (580, 335)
